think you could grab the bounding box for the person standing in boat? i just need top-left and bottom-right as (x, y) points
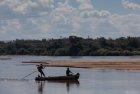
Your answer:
(37, 64), (46, 77)
(66, 68), (73, 76)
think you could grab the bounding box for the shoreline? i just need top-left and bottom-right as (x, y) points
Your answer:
(22, 59), (140, 70)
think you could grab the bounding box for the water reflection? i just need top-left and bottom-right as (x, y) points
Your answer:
(65, 80), (80, 92)
(37, 81), (45, 94)
(36, 80), (80, 94)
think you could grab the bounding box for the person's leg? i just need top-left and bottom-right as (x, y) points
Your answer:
(39, 70), (43, 77)
(41, 70), (45, 77)
(42, 72), (45, 77)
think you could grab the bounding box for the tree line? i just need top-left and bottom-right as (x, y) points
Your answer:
(0, 36), (140, 56)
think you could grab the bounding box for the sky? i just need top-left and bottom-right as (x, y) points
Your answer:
(0, 0), (140, 40)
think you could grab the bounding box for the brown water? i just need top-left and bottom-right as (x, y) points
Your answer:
(0, 56), (140, 94)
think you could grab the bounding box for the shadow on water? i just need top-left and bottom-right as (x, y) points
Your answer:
(36, 80), (80, 94)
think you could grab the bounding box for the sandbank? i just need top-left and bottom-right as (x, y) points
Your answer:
(22, 59), (140, 70)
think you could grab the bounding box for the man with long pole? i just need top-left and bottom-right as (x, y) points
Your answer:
(37, 64), (46, 77)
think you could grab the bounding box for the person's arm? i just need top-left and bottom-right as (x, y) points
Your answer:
(43, 65), (47, 68)
(70, 70), (73, 74)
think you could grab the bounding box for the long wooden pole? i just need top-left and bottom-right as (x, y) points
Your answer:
(22, 70), (37, 79)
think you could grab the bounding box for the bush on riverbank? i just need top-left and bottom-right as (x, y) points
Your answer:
(0, 36), (140, 56)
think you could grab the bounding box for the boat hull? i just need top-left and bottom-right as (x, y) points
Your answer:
(35, 73), (80, 81)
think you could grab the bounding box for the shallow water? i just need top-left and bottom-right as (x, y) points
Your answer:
(0, 56), (140, 94)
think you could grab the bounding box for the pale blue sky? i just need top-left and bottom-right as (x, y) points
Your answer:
(93, 0), (140, 14)
(0, 0), (140, 40)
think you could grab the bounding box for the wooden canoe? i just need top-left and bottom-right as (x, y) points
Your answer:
(35, 73), (80, 81)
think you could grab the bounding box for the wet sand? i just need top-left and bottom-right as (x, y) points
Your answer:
(22, 59), (140, 70)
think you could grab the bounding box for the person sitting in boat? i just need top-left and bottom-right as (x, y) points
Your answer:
(66, 68), (73, 76)
(37, 64), (45, 77)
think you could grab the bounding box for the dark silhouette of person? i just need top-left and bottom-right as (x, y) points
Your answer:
(66, 68), (73, 76)
(37, 64), (45, 77)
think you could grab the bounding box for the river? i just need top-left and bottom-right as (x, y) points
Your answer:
(0, 55), (140, 94)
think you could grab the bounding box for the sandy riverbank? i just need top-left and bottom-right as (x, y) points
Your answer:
(22, 59), (140, 70)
